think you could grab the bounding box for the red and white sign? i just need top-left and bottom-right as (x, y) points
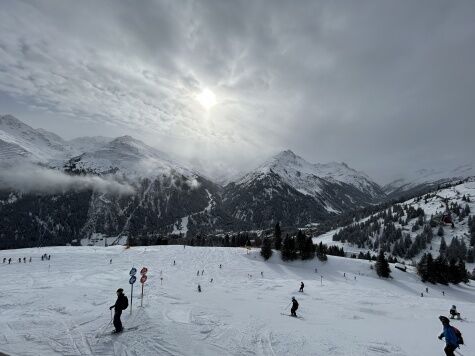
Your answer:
(140, 275), (148, 284)
(140, 267), (148, 275)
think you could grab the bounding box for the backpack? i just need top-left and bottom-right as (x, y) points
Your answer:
(452, 326), (464, 345)
(121, 296), (129, 310)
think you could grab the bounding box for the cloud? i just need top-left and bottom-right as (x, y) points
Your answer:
(0, 1), (474, 183)
(0, 163), (135, 195)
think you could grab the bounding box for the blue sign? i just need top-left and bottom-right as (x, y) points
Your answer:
(129, 275), (137, 284)
(129, 267), (137, 276)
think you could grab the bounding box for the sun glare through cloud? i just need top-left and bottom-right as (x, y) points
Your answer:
(196, 89), (217, 110)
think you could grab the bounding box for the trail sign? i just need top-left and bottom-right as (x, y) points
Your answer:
(140, 267), (148, 275)
(129, 275), (137, 284)
(129, 267), (137, 276)
(140, 275), (148, 284)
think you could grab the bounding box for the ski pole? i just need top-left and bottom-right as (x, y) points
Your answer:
(282, 301), (292, 312)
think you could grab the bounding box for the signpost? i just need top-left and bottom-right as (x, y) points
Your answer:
(129, 267), (137, 315)
(140, 267), (148, 307)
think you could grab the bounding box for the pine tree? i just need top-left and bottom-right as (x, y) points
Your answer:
(439, 236), (447, 255)
(281, 234), (296, 261)
(260, 238), (273, 260)
(375, 250), (391, 278)
(274, 222), (282, 250)
(296, 230), (306, 259)
(437, 226), (444, 237)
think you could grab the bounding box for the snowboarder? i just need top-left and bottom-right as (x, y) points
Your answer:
(438, 316), (462, 356)
(109, 288), (128, 333)
(449, 305), (461, 320)
(290, 297), (299, 317)
(198, 284), (201, 292)
(299, 282), (304, 293)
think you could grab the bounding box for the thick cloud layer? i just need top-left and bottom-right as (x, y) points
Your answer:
(1, 1), (474, 183)
(0, 163), (135, 195)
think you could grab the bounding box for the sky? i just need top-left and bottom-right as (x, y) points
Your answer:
(0, 0), (474, 184)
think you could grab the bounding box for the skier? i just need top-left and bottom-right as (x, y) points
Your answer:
(290, 297), (299, 317)
(109, 288), (128, 333)
(8, 258), (11, 264)
(23, 257), (26, 263)
(443, 291), (445, 296)
(438, 316), (461, 356)
(110, 259), (112, 264)
(29, 257), (31, 263)
(261, 271), (263, 277)
(197, 270), (200, 276)
(299, 282), (304, 293)
(173, 260), (176, 265)
(198, 284), (201, 293)
(18, 258), (21, 263)
(219, 264), (222, 269)
(2, 258), (5, 263)
(426, 287), (429, 293)
(449, 305), (461, 320)
(201, 270), (204, 275)
(210, 278), (213, 283)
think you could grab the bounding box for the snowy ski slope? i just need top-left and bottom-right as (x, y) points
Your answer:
(0, 245), (474, 356)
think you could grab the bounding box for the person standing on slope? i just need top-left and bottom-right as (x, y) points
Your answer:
(449, 305), (461, 319)
(109, 288), (128, 333)
(299, 282), (304, 293)
(438, 316), (461, 356)
(290, 297), (299, 317)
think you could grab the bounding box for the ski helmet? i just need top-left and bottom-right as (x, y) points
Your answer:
(117, 288), (124, 293)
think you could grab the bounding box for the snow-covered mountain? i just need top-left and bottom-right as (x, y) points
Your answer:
(314, 178), (475, 265)
(384, 165), (475, 199)
(222, 150), (385, 229)
(237, 150), (384, 199)
(0, 114), (74, 161)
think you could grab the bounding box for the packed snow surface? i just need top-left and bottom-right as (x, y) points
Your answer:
(0, 246), (474, 356)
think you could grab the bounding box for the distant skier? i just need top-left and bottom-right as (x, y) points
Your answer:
(18, 258), (21, 263)
(197, 270), (200, 276)
(261, 272), (263, 277)
(290, 297), (299, 317)
(210, 278), (213, 283)
(2, 258), (5, 263)
(201, 270), (204, 275)
(110, 259), (112, 264)
(421, 292), (424, 297)
(29, 257), (32, 263)
(109, 288), (128, 333)
(23, 257), (26, 263)
(438, 316), (463, 356)
(8, 258), (11, 264)
(299, 282), (304, 293)
(219, 264), (222, 269)
(198, 284), (201, 293)
(449, 305), (461, 320)
(173, 260), (176, 265)
(442, 291), (445, 296)
(426, 287), (429, 293)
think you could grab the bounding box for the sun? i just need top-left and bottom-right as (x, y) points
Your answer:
(196, 89), (217, 110)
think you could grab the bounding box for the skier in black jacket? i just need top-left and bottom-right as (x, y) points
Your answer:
(299, 282), (304, 292)
(291, 297), (299, 317)
(110, 288), (128, 333)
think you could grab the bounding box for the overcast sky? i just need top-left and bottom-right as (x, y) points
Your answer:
(1, 0), (474, 183)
